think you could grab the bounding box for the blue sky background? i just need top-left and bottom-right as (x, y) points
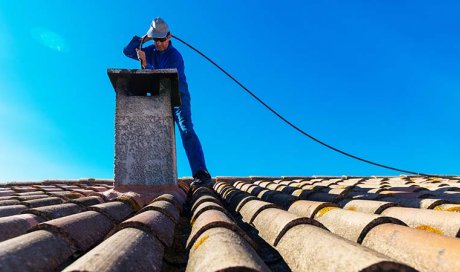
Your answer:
(0, 1), (459, 181)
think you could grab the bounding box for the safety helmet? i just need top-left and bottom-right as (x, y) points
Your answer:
(146, 17), (170, 38)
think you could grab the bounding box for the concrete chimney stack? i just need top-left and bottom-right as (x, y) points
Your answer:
(107, 69), (181, 187)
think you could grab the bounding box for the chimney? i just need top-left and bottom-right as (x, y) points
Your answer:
(107, 69), (181, 187)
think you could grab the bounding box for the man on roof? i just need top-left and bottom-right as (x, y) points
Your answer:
(123, 17), (212, 188)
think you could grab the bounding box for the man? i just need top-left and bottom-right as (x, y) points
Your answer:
(123, 17), (212, 187)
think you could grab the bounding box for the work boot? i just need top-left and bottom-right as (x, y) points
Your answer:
(191, 170), (213, 189)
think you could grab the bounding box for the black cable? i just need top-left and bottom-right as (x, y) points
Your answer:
(172, 34), (439, 177)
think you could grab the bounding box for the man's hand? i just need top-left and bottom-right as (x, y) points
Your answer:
(136, 48), (147, 68)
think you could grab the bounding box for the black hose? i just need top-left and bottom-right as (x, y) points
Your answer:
(138, 35), (147, 69)
(171, 34), (444, 178)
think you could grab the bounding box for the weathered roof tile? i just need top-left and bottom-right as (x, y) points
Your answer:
(88, 201), (135, 223)
(32, 210), (114, 252)
(14, 194), (49, 201)
(381, 206), (460, 237)
(338, 199), (398, 214)
(116, 209), (175, 247)
(187, 227), (270, 272)
(433, 203), (460, 212)
(187, 209), (244, 250)
(191, 201), (229, 224)
(362, 223), (460, 272)
(140, 199), (181, 224)
(0, 230), (73, 271)
(191, 195), (222, 214)
(288, 200), (338, 218)
(0, 213), (44, 242)
(239, 199), (278, 225)
(253, 206), (324, 247)
(0, 190), (16, 197)
(153, 193), (185, 211)
(277, 224), (416, 272)
(69, 195), (105, 207)
(24, 203), (85, 221)
(379, 196), (447, 209)
(0, 204), (28, 217)
(0, 199), (22, 206)
(63, 227), (164, 272)
(311, 206), (406, 243)
(23, 196), (64, 208)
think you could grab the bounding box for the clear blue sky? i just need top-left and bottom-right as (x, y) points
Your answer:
(1, 1), (459, 181)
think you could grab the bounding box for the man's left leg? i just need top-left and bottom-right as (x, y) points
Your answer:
(173, 94), (211, 185)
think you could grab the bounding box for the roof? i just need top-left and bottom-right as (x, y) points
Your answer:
(1, 176), (460, 271)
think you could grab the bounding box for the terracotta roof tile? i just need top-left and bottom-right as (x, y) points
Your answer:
(116, 209), (175, 247)
(71, 189), (99, 196)
(187, 209), (246, 250)
(381, 207), (460, 237)
(191, 201), (230, 224)
(288, 200), (339, 218)
(187, 227), (270, 272)
(0, 190), (16, 197)
(228, 192), (257, 213)
(13, 194), (49, 201)
(0, 199), (22, 206)
(276, 224), (415, 272)
(310, 206), (406, 243)
(379, 196), (447, 209)
(40, 188), (65, 193)
(55, 185), (81, 190)
(190, 187), (216, 203)
(9, 186), (37, 193)
(88, 185), (110, 192)
(153, 193), (185, 211)
(251, 207), (321, 246)
(62, 227), (164, 272)
(15, 191), (47, 197)
(261, 191), (298, 209)
(23, 196), (64, 208)
(140, 199), (181, 224)
(433, 203), (460, 212)
(304, 191), (345, 203)
(0, 230), (74, 271)
(87, 201), (135, 223)
(32, 210), (114, 252)
(187, 190), (253, 249)
(279, 185), (299, 194)
(185, 187), (270, 271)
(0, 213), (44, 242)
(69, 195), (105, 207)
(339, 199), (398, 214)
(239, 199), (278, 225)
(257, 189), (275, 200)
(191, 195), (222, 214)
(362, 223), (460, 272)
(246, 185), (265, 195)
(24, 203), (85, 221)
(0, 204), (28, 217)
(336, 190), (366, 199)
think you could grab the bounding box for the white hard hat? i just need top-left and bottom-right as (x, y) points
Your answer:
(146, 17), (170, 38)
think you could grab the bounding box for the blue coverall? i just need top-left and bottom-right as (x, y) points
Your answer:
(123, 36), (208, 177)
